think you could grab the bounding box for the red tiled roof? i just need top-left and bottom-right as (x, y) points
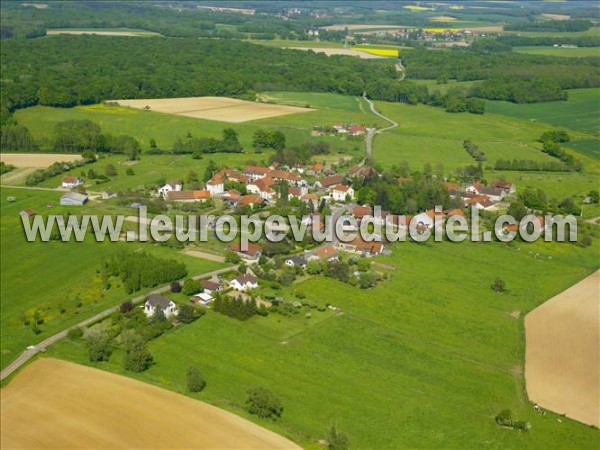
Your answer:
(238, 195), (264, 206)
(228, 242), (263, 256)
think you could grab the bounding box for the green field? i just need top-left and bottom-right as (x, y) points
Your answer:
(486, 88), (600, 136)
(259, 91), (365, 112)
(0, 187), (225, 370)
(46, 238), (600, 448)
(513, 46), (600, 58)
(567, 140), (600, 160)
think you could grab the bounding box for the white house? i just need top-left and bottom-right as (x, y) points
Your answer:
(329, 184), (354, 202)
(62, 176), (83, 189)
(158, 180), (183, 198)
(230, 274), (258, 291)
(206, 174), (224, 196)
(143, 294), (178, 318)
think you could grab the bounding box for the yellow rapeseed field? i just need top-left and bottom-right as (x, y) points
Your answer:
(352, 47), (399, 57)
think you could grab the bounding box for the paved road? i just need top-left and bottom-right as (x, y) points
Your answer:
(0, 266), (235, 382)
(363, 93), (399, 160)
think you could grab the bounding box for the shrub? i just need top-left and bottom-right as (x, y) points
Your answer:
(178, 304), (203, 324)
(67, 327), (84, 339)
(187, 366), (206, 392)
(170, 281), (182, 293)
(327, 424), (350, 450)
(181, 278), (202, 296)
(122, 332), (153, 372)
(491, 277), (506, 293)
(246, 387), (283, 419)
(119, 300), (134, 313)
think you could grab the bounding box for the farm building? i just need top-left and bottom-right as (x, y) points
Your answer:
(62, 176), (83, 189)
(158, 180), (183, 198)
(167, 190), (210, 202)
(60, 192), (88, 206)
(143, 294), (178, 318)
(230, 274), (258, 291)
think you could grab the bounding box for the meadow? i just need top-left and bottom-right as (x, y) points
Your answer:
(45, 238), (600, 448)
(0, 187), (225, 370)
(486, 88), (600, 136)
(513, 46), (600, 58)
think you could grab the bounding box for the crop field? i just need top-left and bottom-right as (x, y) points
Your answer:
(351, 46), (399, 57)
(525, 271), (599, 428)
(288, 47), (386, 59)
(46, 239), (600, 448)
(513, 46), (600, 58)
(113, 96), (314, 123)
(486, 88), (600, 136)
(1, 358), (299, 449)
(0, 187), (225, 370)
(46, 28), (160, 37)
(0, 153), (81, 168)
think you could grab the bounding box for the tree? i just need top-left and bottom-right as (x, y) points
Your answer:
(182, 278), (202, 296)
(225, 250), (241, 263)
(187, 365), (206, 392)
(246, 387), (283, 419)
(588, 190), (599, 204)
(126, 167), (135, 176)
(178, 304), (199, 324)
(507, 202), (528, 221)
(170, 281), (182, 293)
(222, 128), (242, 151)
(119, 300), (134, 313)
(327, 424), (350, 450)
(123, 332), (153, 372)
(491, 278), (506, 293)
(86, 330), (112, 362)
(203, 159), (218, 182)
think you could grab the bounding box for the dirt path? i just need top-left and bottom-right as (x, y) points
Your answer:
(362, 93), (399, 160)
(525, 270), (600, 427)
(1, 358), (300, 449)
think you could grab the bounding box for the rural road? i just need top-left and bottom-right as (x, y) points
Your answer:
(0, 265), (235, 382)
(362, 93), (399, 160)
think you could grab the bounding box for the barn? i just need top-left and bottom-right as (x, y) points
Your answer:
(60, 192), (89, 206)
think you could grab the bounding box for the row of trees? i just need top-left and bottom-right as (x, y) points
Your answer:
(268, 141), (330, 166)
(505, 19), (592, 33)
(173, 128), (243, 156)
(463, 140), (487, 162)
(213, 295), (264, 321)
(253, 129), (286, 151)
(494, 159), (569, 172)
(25, 155), (96, 186)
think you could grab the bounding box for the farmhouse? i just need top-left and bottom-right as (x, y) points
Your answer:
(244, 165), (269, 181)
(60, 192), (88, 206)
(61, 176), (83, 189)
(336, 236), (384, 257)
(206, 174), (224, 196)
(288, 186), (308, 200)
(143, 294), (178, 318)
(158, 180), (183, 198)
(315, 174), (345, 189)
(238, 195), (266, 208)
(352, 204), (373, 219)
(329, 184), (354, 202)
(310, 245), (338, 262)
(230, 274), (258, 291)
(348, 124), (366, 136)
(223, 169), (248, 184)
(167, 190), (210, 202)
(228, 242), (263, 260)
(491, 179), (516, 194)
(101, 190), (117, 199)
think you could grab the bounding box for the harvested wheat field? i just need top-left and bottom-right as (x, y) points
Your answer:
(1, 358), (300, 450)
(525, 270), (600, 427)
(114, 96), (314, 123)
(0, 153), (81, 168)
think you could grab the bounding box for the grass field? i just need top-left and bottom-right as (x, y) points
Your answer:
(113, 96), (314, 123)
(45, 239), (600, 448)
(0, 187), (225, 370)
(525, 271), (599, 428)
(258, 91), (364, 112)
(567, 140), (600, 160)
(1, 358), (299, 449)
(513, 46), (600, 58)
(486, 88), (600, 136)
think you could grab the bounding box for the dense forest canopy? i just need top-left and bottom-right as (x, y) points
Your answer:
(0, 36), (396, 120)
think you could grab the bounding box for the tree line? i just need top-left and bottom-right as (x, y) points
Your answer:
(505, 19), (592, 33)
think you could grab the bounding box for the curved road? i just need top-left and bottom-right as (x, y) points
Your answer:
(0, 265), (235, 382)
(363, 93), (399, 160)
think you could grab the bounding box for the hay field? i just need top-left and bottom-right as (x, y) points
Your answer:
(0, 153), (81, 168)
(525, 270), (600, 427)
(1, 358), (300, 449)
(289, 47), (385, 59)
(114, 96), (314, 123)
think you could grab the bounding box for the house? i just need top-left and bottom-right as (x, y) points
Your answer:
(336, 236), (384, 257)
(478, 186), (507, 202)
(333, 123), (347, 134)
(310, 245), (338, 262)
(349, 165), (376, 179)
(60, 192), (88, 206)
(158, 180), (183, 198)
(491, 179), (516, 194)
(143, 294), (178, 318)
(465, 195), (497, 211)
(230, 274), (258, 291)
(167, 190), (210, 202)
(200, 279), (223, 294)
(445, 208), (466, 218)
(62, 176), (83, 189)
(247, 177), (277, 200)
(101, 190), (117, 200)
(329, 184), (354, 202)
(193, 292), (214, 306)
(352, 204), (373, 219)
(285, 254), (307, 268)
(386, 214), (410, 230)
(19, 209), (36, 217)
(315, 174), (345, 189)
(238, 195), (266, 208)
(222, 189), (241, 206)
(269, 170), (304, 186)
(206, 174), (224, 196)
(244, 165), (269, 181)
(223, 169), (248, 184)
(302, 193), (319, 204)
(228, 242), (263, 260)
(348, 124), (366, 136)
(444, 182), (460, 197)
(288, 186), (308, 201)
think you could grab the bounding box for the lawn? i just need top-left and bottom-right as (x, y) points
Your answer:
(45, 239), (600, 448)
(486, 88), (600, 136)
(513, 46), (600, 58)
(0, 187), (225, 370)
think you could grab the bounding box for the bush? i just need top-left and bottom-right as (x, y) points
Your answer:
(246, 387), (283, 419)
(491, 278), (506, 293)
(126, 168), (135, 175)
(187, 366), (206, 392)
(181, 278), (202, 296)
(122, 332), (153, 372)
(178, 304), (204, 324)
(170, 281), (182, 293)
(119, 300), (134, 313)
(327, 424), (350, 450)
(67, 326), (84, 339)
(86, 331), (113, 362)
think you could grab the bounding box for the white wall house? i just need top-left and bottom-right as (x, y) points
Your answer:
(143, 294), (178, 318)
(158, 180), (183, 198)
(206, 174), (224, 197)
(229, 274), (258, 291)
(62, 176), (83, 189)
(329, 184), (354, 202)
